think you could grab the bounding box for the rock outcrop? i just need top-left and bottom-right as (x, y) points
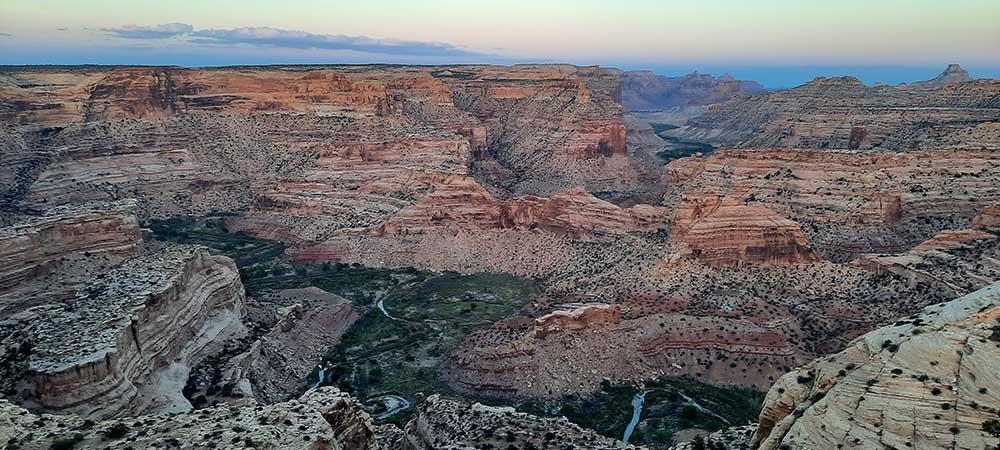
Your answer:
(534, 303), (622, 337)
(0, 387), (378, 450)
(972, 204), (1000, 231)
(669, 425), (757, 450)
(673, 65), (1000, 149)
(225, 287), (357, 403)
(399, 394), (644, 450)
(854, 204), (1000, 297)
(17, 244), (246, 418)
(913, 63), (974, 87)
(752, 282), (1000, 450)
(445, 309), (800, 397)
(667, 203), (819, 267)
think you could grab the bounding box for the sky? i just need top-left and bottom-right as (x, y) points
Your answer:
(1, 0), (998, 88)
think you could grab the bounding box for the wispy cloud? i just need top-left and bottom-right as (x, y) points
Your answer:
(101, 23), (194, 39)
(191, 27), (481, 57)
(0, 33), (12, 37)
(96, 23), (484, 58)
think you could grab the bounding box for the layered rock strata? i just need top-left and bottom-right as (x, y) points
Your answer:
(752, 281), (1000, 450)
(534, 303), (622, 337)
(373, 179), (666, 240)
(667, 204), (819, 267)
(225, 287), (358, 403)
(0, 200), (141, 313)
(20, 244), (246, 418)
(664, 148), (1000, 262)
(445, 309), (800, 397)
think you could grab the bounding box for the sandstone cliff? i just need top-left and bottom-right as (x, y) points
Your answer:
(0, 200), (141, 314)
(667, 203), (819, 267)
(752, 282), (1000, 450)
(663, 148), (1000, 262)
(17, 244), (246, 418)
(372, 178), (666, 240)
(1, 65), (664, 258)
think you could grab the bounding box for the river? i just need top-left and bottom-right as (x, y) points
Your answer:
(310, 366), (328, 390)
(622, 391), (647, 444)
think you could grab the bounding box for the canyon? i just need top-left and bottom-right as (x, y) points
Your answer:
(0, 62), (998, 449)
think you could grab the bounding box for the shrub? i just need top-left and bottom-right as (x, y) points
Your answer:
(102, 423), (129, 439)
(49, 434), (84, 450)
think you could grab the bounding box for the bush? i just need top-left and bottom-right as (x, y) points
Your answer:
(50, 434), (84, 450)
(984, 419), (1000, 450)
(102, 423), (129, 439)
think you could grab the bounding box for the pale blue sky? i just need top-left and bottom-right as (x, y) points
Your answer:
(1, 0), (998, 87)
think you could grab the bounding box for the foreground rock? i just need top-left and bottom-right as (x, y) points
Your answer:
(669, 425), (757, 450)
(398, 394), (644, 449)
(752, 281), (1000, 450)
(0, 387), (377, 450)
(224, 287), (358, 403)
(14, 244), (246, 418)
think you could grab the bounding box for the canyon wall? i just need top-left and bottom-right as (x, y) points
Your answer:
(1, 65), (658, 253)
(663, 148), (1000, 262)
(0, 200), (141, 313)
(22, 244), (246, 418)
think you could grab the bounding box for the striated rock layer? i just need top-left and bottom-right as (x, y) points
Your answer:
(444, 304), (800, 397)
(752, 281), (1000, 450)
(1, 65), (665, 255)
(667, 204), (819, 267)
(664, 148), (1000, 262)
(372, 177), (666, 240)
(19, 244), (246, 418)
(0, 200), (141, 313)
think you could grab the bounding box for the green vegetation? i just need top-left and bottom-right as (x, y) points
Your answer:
(49, 434), (85, 450)
(520, 377), (764, 448)
(148, 216), (285, 267)
(313, 272), (537, 399)
(101, 423), (129, 439)
(985, 419), (1000, 450)
(649, 122), (715, 163)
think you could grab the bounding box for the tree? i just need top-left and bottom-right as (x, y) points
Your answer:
(691, 435), (706, 450)
(984, 419), (1000, 450)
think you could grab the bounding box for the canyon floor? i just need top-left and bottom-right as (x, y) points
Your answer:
(1, 63), (999, 449)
